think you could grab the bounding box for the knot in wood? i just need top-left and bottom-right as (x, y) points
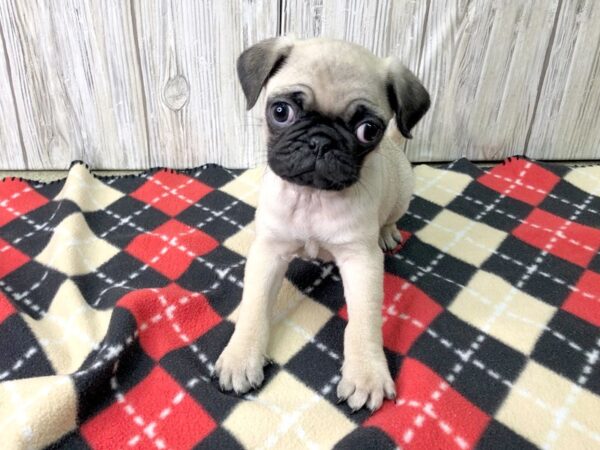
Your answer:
(163, 75), (190, 111)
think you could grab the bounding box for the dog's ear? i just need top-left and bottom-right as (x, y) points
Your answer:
(385, 58), (431, 139)
(237, 37), (294, 110)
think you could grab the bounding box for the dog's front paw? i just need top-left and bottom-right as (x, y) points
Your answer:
(379, 224), (403, 252)
(337, 358), (396, 412)
(215, 343), (266, 394)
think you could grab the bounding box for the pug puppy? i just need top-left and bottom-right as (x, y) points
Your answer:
(215, 37), (430, 412)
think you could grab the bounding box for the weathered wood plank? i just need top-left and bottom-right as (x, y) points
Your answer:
(0, 0), (148, 169)
(427, 0), (561, 161)
(281, 0), (427, 70)
(282, 0), (562, 162)
(400, 0), (467, 161)
(527, 0), (600, 160)
(0, 24), (25, 168)
(133, 0), (278, 169)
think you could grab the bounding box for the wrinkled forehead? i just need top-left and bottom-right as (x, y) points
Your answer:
(265, 43), (391, 119)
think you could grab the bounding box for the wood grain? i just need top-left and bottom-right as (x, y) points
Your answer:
(428, 0), (561, 161)
(0, 0), (148, 169)
(397, 0), (468, 161)
(0, 20), (25, 168)
(133, 0), (278, 169)
(526, 0), (600, 160)
(281, 0), (428, 61)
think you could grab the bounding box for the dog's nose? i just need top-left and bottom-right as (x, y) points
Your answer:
(308, 136), (331, 156)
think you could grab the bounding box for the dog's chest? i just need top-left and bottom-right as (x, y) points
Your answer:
(258, 176), (361, 247)
(280, 190), (349, 239)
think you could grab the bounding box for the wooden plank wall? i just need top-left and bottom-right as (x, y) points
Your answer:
(0, 0), (149, 169)
(0, 0), (598, 169)
(133, 0), (277, 169)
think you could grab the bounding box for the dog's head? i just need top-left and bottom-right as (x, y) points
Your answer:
(238, 37), (430, 190)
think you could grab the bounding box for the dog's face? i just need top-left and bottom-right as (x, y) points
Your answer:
(237, 38), (430, 190)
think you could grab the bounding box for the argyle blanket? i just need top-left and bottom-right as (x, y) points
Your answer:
(0, 157), (599, 450)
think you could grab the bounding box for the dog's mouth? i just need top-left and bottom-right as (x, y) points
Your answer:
(267, 121), (366, 191)
(268, 149), (359, 191)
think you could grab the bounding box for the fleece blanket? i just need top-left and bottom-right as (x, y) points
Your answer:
(0, 157), (599, 450)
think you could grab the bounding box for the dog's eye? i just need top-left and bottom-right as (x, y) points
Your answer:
(270, 102), (295, 126)
(355, 121), (381, 144)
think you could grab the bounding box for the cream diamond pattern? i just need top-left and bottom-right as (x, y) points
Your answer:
(23, 280), (112, 374)
(54, 163), (124, 212)
(0, 375), (77, 449)
(35, 212), (119, 276)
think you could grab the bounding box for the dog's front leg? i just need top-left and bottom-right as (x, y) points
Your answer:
(335, 243), (396, 411)
(215, 236), (290, 393)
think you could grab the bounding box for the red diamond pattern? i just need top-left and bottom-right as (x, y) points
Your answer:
(0, 291), (15, 324)
(513, 208), (600, 267)
(131, 171), (212, 216)
(478, 159), (560, 206)
(118, 283), (221, 360)
(81, 366), (216, 450)
(381, 274), (443, 354)
(125, 219), (219, 280)
(0, 238), (30, 278)
(0, 179), (49, 227)
(562, 270), (600, 327)
(366, 358), (490, 450)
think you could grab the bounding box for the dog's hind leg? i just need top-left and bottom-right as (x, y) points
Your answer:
(378, 223), (403, 251)
(377, 144), (414, 252)
(378, 193), (411, 251)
